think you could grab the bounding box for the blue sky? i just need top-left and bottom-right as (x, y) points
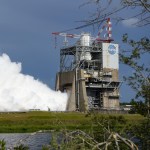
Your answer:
(0, 0), (149, 102)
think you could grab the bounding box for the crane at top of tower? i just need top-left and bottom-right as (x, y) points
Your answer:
(52, 18), (113, 48)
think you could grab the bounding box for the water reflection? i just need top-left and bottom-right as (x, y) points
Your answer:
(0, 132), (51, 150)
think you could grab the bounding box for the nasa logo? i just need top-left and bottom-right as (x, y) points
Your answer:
(108, 44), (116, 55)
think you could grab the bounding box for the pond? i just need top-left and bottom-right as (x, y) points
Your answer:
(0, 132), (51, 150)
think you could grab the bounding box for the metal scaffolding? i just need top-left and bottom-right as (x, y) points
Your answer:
(58, 38), (121, 110)
(54, 18), (121, 111)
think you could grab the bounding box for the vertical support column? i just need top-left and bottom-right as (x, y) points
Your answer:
(75, 45), (79, 111)
(100, 92), (103, 107)
(78, 69), (88, 112)
(75, 68), (79, 111)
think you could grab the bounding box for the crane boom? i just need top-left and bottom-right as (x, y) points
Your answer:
(52, 32), (81, 38)
(52, 18), (113, 47)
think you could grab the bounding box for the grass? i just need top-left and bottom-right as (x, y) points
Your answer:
(0, 111), (146, 133)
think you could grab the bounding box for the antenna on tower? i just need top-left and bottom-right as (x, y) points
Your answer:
(96, 18), (113, 43)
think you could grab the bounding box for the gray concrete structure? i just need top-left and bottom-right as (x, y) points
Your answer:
(55, 33), (121, 111)
(56, 70), (88, 111)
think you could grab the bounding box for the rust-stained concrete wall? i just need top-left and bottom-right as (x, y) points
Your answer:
(55, 68), (120, 111)
(55, 70), (88, 111)
(112, 69), (119, 81)
(55, 71), (75, 91)
(102, 68), (120, 108)
(78, 70), (88, 112)
(66, 79), (76, 111)
(55, 71), (76, 111)
(103, 68), (118, 81)
(103, 90), (120, 108)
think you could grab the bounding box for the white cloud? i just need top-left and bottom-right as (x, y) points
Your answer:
(122, 18), (139, 27)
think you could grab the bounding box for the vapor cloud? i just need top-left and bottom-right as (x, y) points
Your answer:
(0, 54), (67, 111)
(122, 18), (139, 27)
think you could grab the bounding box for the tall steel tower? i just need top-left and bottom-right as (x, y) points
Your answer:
(54, 19), (121, 111)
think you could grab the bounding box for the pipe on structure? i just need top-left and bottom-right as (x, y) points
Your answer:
(54, 19), (121, 112)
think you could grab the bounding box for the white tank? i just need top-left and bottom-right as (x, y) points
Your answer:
(84, 52), (92, 60)
(80, 52), (91, 61)
(93, 71), (98, 77)
(80, 33), (90, 46)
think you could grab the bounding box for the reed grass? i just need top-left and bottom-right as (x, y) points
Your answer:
(0, 111), (145, 133)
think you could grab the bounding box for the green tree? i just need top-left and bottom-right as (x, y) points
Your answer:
(129, 99), (148, 116)
(120, 35), (150, 116)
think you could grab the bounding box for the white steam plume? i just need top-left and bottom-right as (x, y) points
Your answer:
(0, 53), (68, 111)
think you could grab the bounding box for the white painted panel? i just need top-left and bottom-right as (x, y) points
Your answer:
(102, 43), (119, 69)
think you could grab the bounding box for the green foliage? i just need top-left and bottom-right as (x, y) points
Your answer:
(45, 130), (137, 150)
(14, 144), (29, 150)
(90, 114), (127, 143)
(0, 112), (91, 133)
(42, 114), (138, 150)
(129, 99), (148, 116)
(128, 118), (150, 149)
(0, 140), (29, 150)
(0, 139), (6, 150)
(120, 35), (150, 116)
(42, 145), (50, 150)
(0, 112), (145, 133)
(49, 133), (60, 150)
(0, 113), (147, 149)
